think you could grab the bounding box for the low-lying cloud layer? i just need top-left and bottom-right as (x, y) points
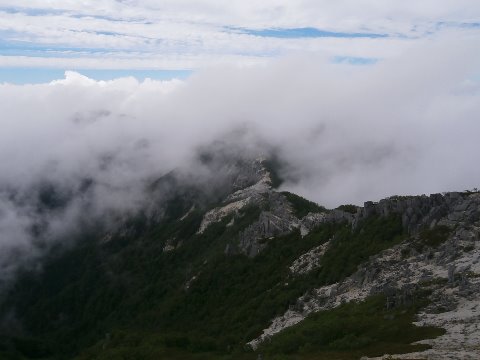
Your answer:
(0, 30), (479, 283)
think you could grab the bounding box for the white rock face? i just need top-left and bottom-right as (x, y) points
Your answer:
(197, 198), (252, 234)
(163, 237), (177, 252)
(163, 244), (175, 252)
(404, 297), (480, 359)
(196, 158), (333, 257)
(196, 159), (273, 234)
(289, 241), (330, 275)
(299, 212), (328, 236)
(366, 296), (480, 359)
(225, 172), (271, 203)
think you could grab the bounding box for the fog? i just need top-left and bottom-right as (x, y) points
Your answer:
(0, 30), (479, 282)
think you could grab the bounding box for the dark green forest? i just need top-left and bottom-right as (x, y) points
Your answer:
(0, 192), (443, 360)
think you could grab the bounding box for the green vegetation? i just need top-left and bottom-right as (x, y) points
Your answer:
(0, 191), (435, 360)
(259, 294), (444, 359)
(315, 215), (404, 284)
(388, 195), (416, 201)
(415, 225), (451, 251)
(281, 191), (327, 218)
(335, 204), (358, 214)
(1, 203), (321, 359)
(73, 294), (444, 360)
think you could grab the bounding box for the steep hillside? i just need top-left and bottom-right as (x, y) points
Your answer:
(0, 158), (479, 360)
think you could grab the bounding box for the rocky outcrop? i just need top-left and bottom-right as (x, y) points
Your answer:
(197, 198), (252, 234)
(248, 191), (480, 356)
(233, 196), (349, 257)
(196, 158), (334, 257)
(199, 155), (480, 264)
(237, 191), (480, 259)
(353, 192), (480, 234)
(289, 241), (330, 275)
(237, 192), (299, 257)
(197, 158), (273, 235)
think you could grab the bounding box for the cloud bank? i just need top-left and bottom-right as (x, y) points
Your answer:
(0, 30), (479, 283)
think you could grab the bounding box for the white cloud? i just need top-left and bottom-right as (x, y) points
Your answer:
(0, 26), (479, 285)
(0, 54), (266, 70)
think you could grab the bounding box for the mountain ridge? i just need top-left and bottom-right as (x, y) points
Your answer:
(0, 157), (479, 359)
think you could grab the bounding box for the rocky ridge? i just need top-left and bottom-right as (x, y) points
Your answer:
(2, 152), (480, 360)
(170, 158), (480, 358)
(248, 192), (480, 358)
(196, 158), (332, 257)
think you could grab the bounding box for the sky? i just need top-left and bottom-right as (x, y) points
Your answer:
(1, 0), (480, 83)
(0, 2), (480, 284)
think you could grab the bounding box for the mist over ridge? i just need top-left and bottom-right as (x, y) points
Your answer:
(0, 30), (479, 283)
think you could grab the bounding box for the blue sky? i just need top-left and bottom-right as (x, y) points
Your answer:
(239, 27), (388, 39)
(0, 1), (479, 83)
(0, 68), (192, 84)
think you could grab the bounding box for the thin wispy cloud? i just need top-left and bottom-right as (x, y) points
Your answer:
(237, 27), (388, 39)
(0, 1), (479, 81)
